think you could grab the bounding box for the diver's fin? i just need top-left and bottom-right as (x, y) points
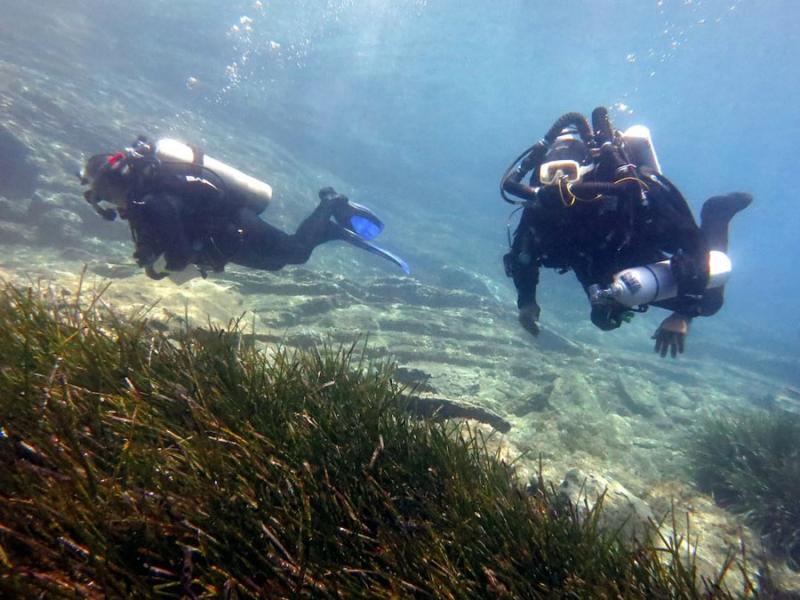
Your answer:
(338, 227), (410, 274)
(333, 201), (385, 240)
(700, 192), (753, 253)
(700, 192), (753, 227)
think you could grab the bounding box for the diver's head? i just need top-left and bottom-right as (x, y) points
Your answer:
(544, 129), (589, 164)
(79, 152), (132, 218)
(536, 129), (591, 186)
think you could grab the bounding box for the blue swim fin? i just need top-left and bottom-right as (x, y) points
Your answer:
(338, 227), (410, 274)
(334, 201), (384, 241)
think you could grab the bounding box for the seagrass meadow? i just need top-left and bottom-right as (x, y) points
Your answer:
(0, 280), (754, 598)
(687, 411), (800, 570)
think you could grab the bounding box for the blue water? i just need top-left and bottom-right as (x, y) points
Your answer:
(3, 0), (799, 357)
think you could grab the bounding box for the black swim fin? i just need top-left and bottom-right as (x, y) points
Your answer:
(338, 227), (410, 274)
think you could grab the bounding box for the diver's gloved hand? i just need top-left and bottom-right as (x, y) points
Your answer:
(652, 312), (691, 358)
(590, 304), (627, 331)
(518, 302), (541, 337)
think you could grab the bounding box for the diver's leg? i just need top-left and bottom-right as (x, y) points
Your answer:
(229, 205), (343, 271)
(319, 186), (384, 239)
(700, 192), (753, 252)
(293, 192), (347, 246)
(693, 192), (753, 316)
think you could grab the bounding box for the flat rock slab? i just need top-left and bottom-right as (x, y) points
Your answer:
(558, 467), (655, 545)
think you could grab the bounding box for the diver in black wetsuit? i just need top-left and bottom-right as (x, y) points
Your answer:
(500, 107), (752, 358)
(79, 137), (408, 280)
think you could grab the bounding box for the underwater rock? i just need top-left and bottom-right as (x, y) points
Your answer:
(295, 296), (340, 317)
(0, 221), (37, 245)
(547, 374), (601, 413)
(511, 387), (555, 416)
(0, 124), (39, 199)
(0, 195), (30, 222)
(534, 326), (587, 357)
(614, 374), (666, 418)
(27, 189), (67, 221)
(233, 268), (349, 297)
(60, 246), (101, 263)
(558, 468), (655, 545)
(605, 413), (634, 448)
(366, 277), (492, 311)
(404, 393), (511, 433)
(436, 265), (494, 297)
(393, 366), (436, 393)
(508, 374), (560, 417)
(37, 207), (84, 243)
(771, 386), (800, 416)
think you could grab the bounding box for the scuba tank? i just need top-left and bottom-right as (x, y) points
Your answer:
(621, 125), (662, 174)
(588, 250), (732, 308)
(154, 138), (273, 214)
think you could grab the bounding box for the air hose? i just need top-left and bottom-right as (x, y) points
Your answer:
(591, 106), (614, 145)
(500, 141), (547, 204)
(500, 109), (612, 204)
(543, 112), (594, 145)
(569, 181), (628, 197)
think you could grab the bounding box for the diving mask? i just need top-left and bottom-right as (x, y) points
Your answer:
(538, 160), (592, 185)
(78, 152), (133, 221)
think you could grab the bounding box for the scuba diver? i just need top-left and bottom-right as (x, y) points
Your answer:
(79, 136), (409, 281)
(500, 107), (751, 358)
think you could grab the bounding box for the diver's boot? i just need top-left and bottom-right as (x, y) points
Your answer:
(700, 192), (753, 252)
(318, 187), (384, 241)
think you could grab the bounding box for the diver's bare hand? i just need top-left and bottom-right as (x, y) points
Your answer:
(652, 312), (691, 358)
(518, 303), (541, 337)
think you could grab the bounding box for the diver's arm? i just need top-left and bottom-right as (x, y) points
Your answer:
(128, 192), (193, 277)
(505, 208), (542, 335)
(510, 259), (540, 312)
(512, 261), (541, 337)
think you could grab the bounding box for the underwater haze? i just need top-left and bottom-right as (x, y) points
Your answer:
(2, 0), (800, 591)
(8, 0), (793, 348)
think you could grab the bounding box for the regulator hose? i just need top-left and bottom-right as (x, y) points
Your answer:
(569, 181), (624, 197)
(543, 112), (594, 145)
(499, 110), (608, 205)
(591, 106), (614, 145)
(499, 141), (547, 204)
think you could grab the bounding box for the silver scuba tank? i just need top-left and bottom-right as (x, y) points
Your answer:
(154, 138), (273, 212)
(622, 125), (662, 174)
(589, 250), (732, 308)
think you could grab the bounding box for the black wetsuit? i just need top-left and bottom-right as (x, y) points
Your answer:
(122, 171), (345, 279)
(505, 167), (740, 330)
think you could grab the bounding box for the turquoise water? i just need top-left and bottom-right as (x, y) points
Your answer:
(1, 0), (798, 363)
